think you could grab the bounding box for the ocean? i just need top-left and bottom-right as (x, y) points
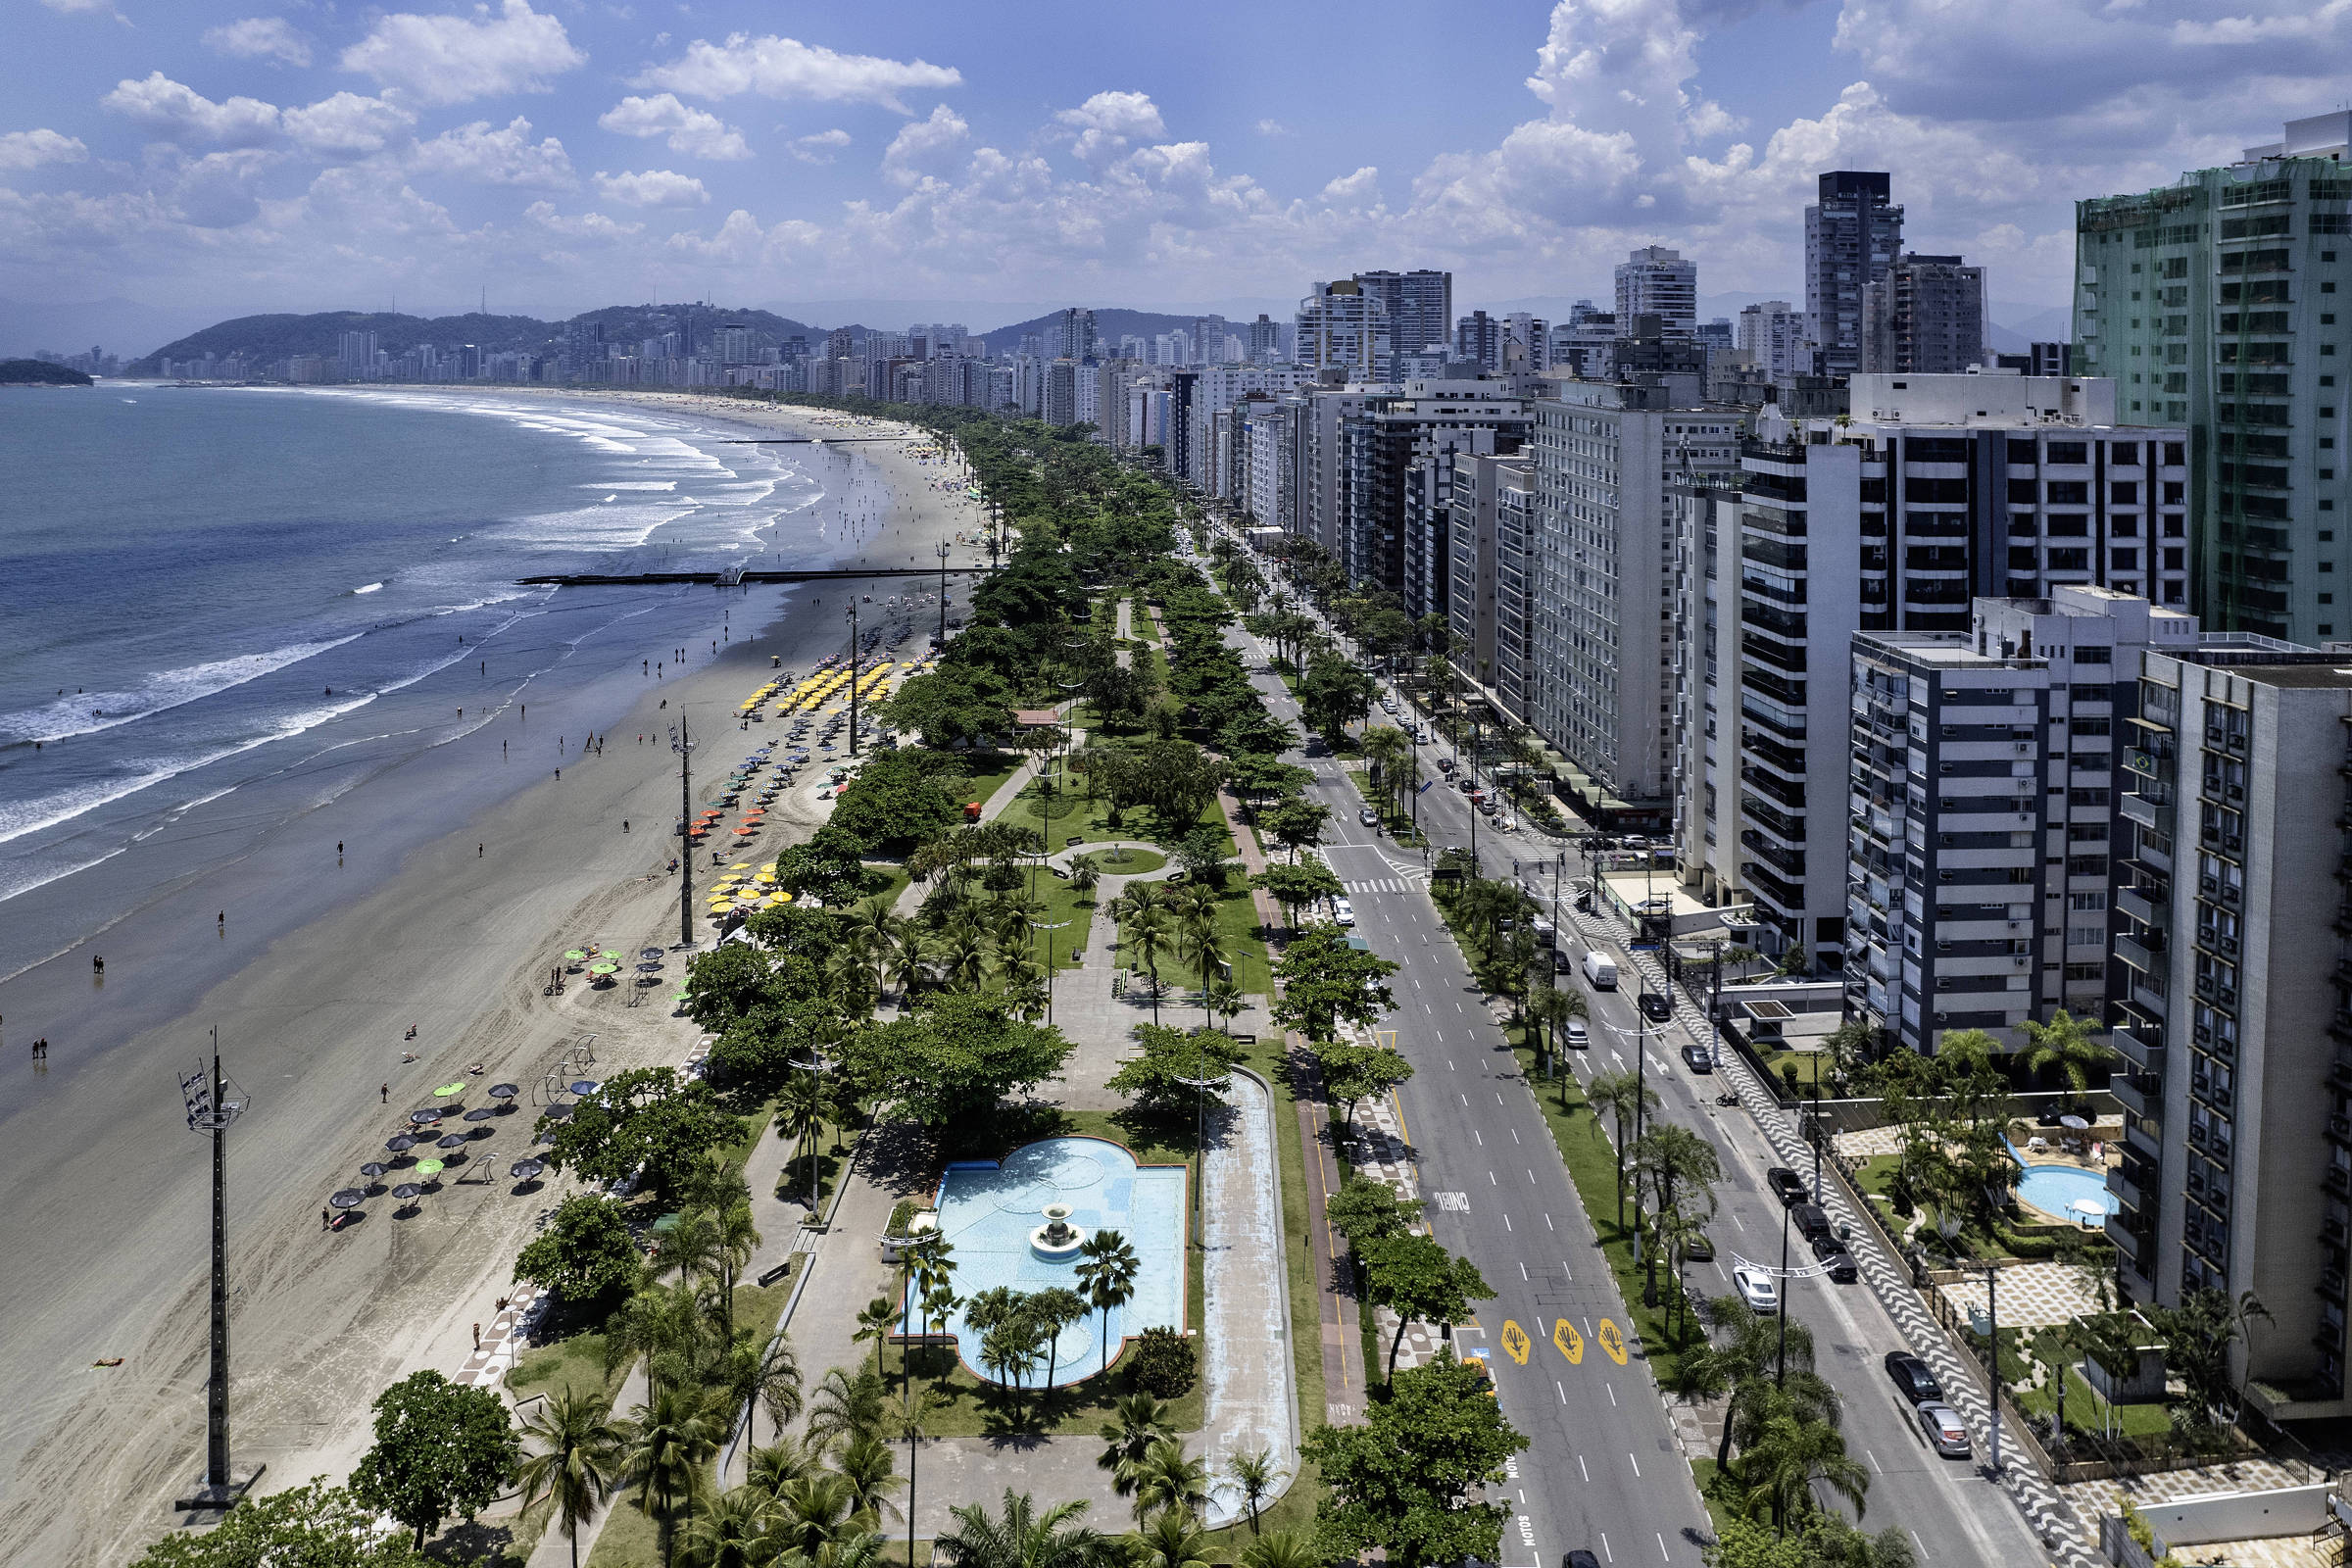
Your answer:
(0, 385), (861, 986)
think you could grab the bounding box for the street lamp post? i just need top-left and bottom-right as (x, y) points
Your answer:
(175, 1037), (261, 1510)
(670, 716), (697, 948)
(846, 602), (861, 759)
(1031, 918), (1071, 1025)
(936, 541), (951, 646)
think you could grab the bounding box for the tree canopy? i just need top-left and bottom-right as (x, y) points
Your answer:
(348, 1371), (522, 1549)
(128, 1481), (432, 1568)
(1269, 925), (1398, 1044)
(1105, 1024), (1247, 1120)
(536, 1066), (744, 1201)
(838, 991), (1075, 1127)
(1300, 1349), (1527, 1568)
(513, 1194), (642, 1313)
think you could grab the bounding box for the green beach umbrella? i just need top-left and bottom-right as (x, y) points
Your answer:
(590, 961), (618, 976)
(413, 1158), (445, 1177)
(434, 1082), (466, 1099)
(563, 949), (586, 962)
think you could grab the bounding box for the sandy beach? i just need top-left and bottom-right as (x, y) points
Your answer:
(0, 391), (979, 1565)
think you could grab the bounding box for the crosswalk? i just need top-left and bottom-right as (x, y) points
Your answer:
(1341, 877), (1418, 895)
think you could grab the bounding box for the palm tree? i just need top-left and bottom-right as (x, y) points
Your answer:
(934, 1490), (1120, 1568)
(679, 1484), (776, 1568)
(886, 927), (930, 1008)
(1203, 976), (1246, 1033)
(515, 1386), (626, 1568)
(1096, 1392), (1174, 1501)
(773, 1472), (857, 1559)
(1068, 855), (1102, 904)
(1124, 1436), (1207, 1525)
(831, 1432), (906, 1527)
(1030, 1286), (1088, 1403)
(2017, 1007), (2116, 1109)
(808, 1365), (889, 1450)
(1127, 906), (1173, 1025)
(1238, 1531), (1319, 1568)
(712, 1331), (803, 1480)
(945, 927), (992, 992)
(780, 1070), (827, 1211)
(1739, 1412), (1869, 1535)
(1220, 1446), (1283, 1535)
(747, 1434), (826, 1499)
(1633, 1123), (1723, 1307)
(709, 1201), (761, 1343)
(880, 1382), (948, 1568)
(625, 1384), (725, 1566)
(1584, 1069), (1659, 1229)
(1178, 911), (1226, 1027)
(827, 943), (877, 1015)
(607, 1281), (709, 1398)
(1126, 1506), (1209, 1568)
(1074, 1231), (1141, 1374)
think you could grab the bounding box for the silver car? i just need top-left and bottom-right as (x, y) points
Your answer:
(1917, 1402), (1972, 1458)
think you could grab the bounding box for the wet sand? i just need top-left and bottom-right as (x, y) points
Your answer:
(0, 393), (980, 1564)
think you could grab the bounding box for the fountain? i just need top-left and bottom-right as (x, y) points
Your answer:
(1030, 1201), (1084, 1260)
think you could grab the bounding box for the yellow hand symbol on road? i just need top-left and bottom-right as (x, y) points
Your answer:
(1501, 1320), (1531, 1365)
(1596, 1318), (1628, 1365)
(1552, 1318), (1584, 1364)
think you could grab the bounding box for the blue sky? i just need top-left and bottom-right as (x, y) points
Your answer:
(5, 0), (2345, 333)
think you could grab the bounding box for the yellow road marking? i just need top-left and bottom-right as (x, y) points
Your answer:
(1553, 1317), (1584, 1364)
(1596, 1318), (1628, 1365)
(1500, 1320), (1531, 1364)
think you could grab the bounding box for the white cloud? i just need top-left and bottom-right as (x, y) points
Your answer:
(1254, 119), (1293, 137)
(1055, 90), (1168, 164)
(1319, 167), (1382, 208)
(341, 0), (585, 107)
(39, 0), (119, 14)
(881, 105), (968, 186)
(0, 129), (89, 171)
(597, 94), (752, 161)
(594, 168), (709, 208)
(204, 18), (312, 68)
(667, 208), (764, 264)
(414, 118), (577, 187)
(788, 129), (851, 165)
(282, 93), (415, 158)
(102, 74), (282, 149)
(638, 34), (960, 113)
(170, 150), (270, 228)
(523, 199), (643, 238)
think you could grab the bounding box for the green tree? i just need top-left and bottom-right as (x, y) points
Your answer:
(1316, 1040), (1413, 1137)
(1258, 797), (1331, 861)
(1249, 861), (1343, 928)
(1268, 925), (1397, 1044)
(679, 1485), (777, 1568)
(836, 993), (1075, 1128)
(349, 1370), (523, 1550)
(1238, 1531), (1319, 1568)
(1077, 1232), (1143, 1374)
(1128, 1506), (1210, 1568)
(830, 749), (972, 852)
(127, 1481), (432, 1568)
(1738, 1411), (1869, 1534)
(1098, 1392), (1177, 1501)
(1585, 1069), (1660, 1229)
(538, 1067), (745, 1202)
(1125, 1435), (1208, 1525)
(773, 823), (874, 908)
(1106, 1024), (1245, 1121)
(1300, 1349), (1529, 1568)
(516, 1388), (629, 1568)
(1360, 1234), (1495, 1380)
(1324, 1173), (1424, 1249)
(685, 943), (778, 1029)
(514, 1194), (644, 1314)
(2017, 1007), (2116, 1107)
(1222, 1446), (1285, 1536)
(934, 1491), (1121, 1568)
(625, 1384), (725, 1565)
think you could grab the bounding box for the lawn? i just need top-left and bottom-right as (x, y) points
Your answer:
(1343, 765), (1428, 849)
(1114, 881), (1272, 1007)
(1022, 859), (1102, 974)
(1754, 1045), (1832, 1097)
(507, 1330), (625, 1410)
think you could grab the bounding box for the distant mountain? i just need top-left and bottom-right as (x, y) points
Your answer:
(128, 303), (846, 373)
(975, 307), (1250, 357)
(0, 358), (93, 386)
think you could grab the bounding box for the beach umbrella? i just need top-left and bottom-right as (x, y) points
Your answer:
(464, 1106), (496, 1123)
(488, 1083), (519, 1101)
(639, 949), (662, 960)
(436, 1132), (468, 1150)
(563, 949), (586, 962)
(408, 1108), (443, 1126)
(637, 960), (662, 972)
(391, 1183), (423, 1201)
(385, 1134), (417, 1152)
(413, 1158), (445, 1178)
(360, 1162), (388, 1180)
(434, 1081), (466, 1099)
(590, 961), (618, 976)
(329, 1189), (365, 1209)
(570, 1079), (600, 1096)
(2070, 1198), (2106, 1221)
(540, 1102), (573, 1121)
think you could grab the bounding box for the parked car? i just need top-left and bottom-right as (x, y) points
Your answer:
(1681, 1041), (1714, 1073)
(1358, 807), (1380, 827)
(1791, 1202), (1833, 1245)
(1330, 898), (1356, 927)
(1639, 991), (1672, 1022)
(1562, 1018), (1590, 1050)
(1732, 1265), (1779, 1315)
(1884, 1351), (1942, 1405)
(1765, 1167), (1807, 1206)
(1918, 1402), (1972, 1458)
(1811, 1237), (1859, 1283)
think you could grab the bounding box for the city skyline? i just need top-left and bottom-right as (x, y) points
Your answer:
(6, 0), (2343, 328)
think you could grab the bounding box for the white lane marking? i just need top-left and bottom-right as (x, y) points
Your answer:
(1519, 1261), (1528, 1279)
(1511, 1128), (1521, 1144)
(1657, 1532), (1670, 1562)
(1580, 1456), (1592, 1485)
(1474, 1129), (1484, 1146)
(1556, 1381), (1566, 1404)
(1732, 1211), (1746, 1230)
(1527, 1169), (1537, 1184)
(1487, 1170), (1497, 1185)
(1606, 1383), (1617, 1406)
(1447, 1057), (1455, 1069)
(1503, 1213), (1513, 1232)
(1544, 1212), (1554, 1231)
(1460, 1094), (1469, 1106)
(1628, 1452), (1641, 1478)
(1867, 1448), (1883, 1473)
(1599, 1534), (1610, 1563)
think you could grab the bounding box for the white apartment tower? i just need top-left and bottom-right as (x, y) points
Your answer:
(1615, 247), (1698, 337)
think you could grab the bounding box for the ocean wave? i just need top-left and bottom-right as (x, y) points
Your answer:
(0, 634), (365, 747)
(353, 581), (383, 595)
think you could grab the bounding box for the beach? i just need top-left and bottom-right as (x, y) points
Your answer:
(0, 389), (978, 1565)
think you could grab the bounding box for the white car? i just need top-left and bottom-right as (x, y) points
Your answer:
(1561, 1018), (1590, 1050)
(1331, 898), (1356, 926)
(1733, 1265), (1779, 1315)
(1917, 1402), (1972, 1458)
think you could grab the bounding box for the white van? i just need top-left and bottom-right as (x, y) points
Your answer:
(1582, 950), (1619, 990)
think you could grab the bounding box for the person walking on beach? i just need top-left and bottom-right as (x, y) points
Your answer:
(320, 1206), (331, 1232)
(380, 1082), (389, 1103)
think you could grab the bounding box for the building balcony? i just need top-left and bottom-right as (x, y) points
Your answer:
(2116, 884), (2168, 927)
(2116, 929), (2167, 972)
(2122, 792), (2177, 835)
(2330, 1054), (2352, 1094)
(2329, 1113), (2352, 1152)
(2113, 1026), (2165, 1071)
(2113, 1073), (2162, 1118)
(2127, 1117), (2163, 1158)
(2131, 977), (2171, 1017)
(2111, 1165), (2146, 1213)
(2107, 1207), (2155, 1254)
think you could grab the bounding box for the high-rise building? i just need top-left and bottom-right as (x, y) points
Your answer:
(1530, 382), (1739, 822)
(1737, 300), (1813, 381)
(1050, 308), (1098, 363)
(1249, 314), (1283, 365)
(1614, 247), (1698, 337)
(1677, 373), (2187, 970)
(338, 329), (378, 380)
(1043, 360), (1079, 425)
(1844, 588), (2197, 1056)
(824, 327), (855, 361)
(1192, 316), (1230, 366)
(1295, 281), (1391, 378)
(2109, 634), (2352, 1418)
(1806, 172), (1904, 376)
(1861, 254), (1986, 374)
(1502, 314), (1548, 372)
(1455, 311), (1503, 371)
(2074, 112), (2352, 644)
(1354, 270), (1452, 374)
(1443, 451), (1536, 714)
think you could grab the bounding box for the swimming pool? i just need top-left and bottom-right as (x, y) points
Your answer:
(915, 1137), (1187, 1386)
(2014, 1160), (2117, 1223)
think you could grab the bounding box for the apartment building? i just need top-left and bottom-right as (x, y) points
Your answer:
(1355, 270), (1453, 375)
(1296, 280), (1392, 377)
(1807, 171), (1904, 376)
(1843, 589), (2197, 1054)
(2109, 640), (2352, 1417)
(1337, 387), (1530, 598)
(1616, 246), (1698, 337)
(1861, 254), (1987, 375)
(2075, 112), (2352, 643)
(1679, 373), (2187, 971)
(1530, 379), (1740, 818)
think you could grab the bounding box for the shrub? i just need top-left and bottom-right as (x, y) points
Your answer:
(1128, 1325), (1196, 1397)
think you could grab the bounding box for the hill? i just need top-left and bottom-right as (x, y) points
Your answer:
(0, 358), (93, 386)
(976, 307), (1244, 357)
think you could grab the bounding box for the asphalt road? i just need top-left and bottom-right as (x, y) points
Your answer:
(1207, 541), (2054, 1567)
